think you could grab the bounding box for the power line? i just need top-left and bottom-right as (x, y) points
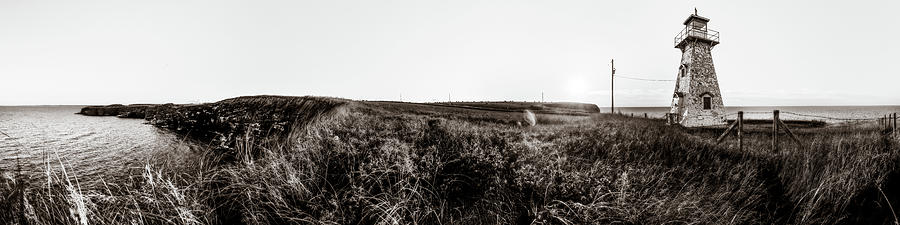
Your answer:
(614, 74), (675, 82)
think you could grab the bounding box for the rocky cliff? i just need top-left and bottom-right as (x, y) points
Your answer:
(79, 104), (143, 117)
(79, 96), (348, 150)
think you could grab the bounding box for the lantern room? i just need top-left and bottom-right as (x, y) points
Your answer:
(674, 10), (719, 49)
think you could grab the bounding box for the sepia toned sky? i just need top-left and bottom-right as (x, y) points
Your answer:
(1, 0), (898, 106)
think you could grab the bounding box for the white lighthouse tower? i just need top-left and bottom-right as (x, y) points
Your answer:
(669, 10), (726, 127)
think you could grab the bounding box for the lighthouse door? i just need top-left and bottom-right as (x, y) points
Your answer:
(671, 93), (685, 122)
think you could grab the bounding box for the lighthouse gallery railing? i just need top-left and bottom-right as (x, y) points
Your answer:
(674, 27), (719, 46)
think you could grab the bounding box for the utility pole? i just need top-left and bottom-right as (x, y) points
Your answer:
(611, 59), (615, 113)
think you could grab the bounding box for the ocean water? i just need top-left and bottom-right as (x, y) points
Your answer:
(617, 105), (900, 123)
(0, 106), (199, 186)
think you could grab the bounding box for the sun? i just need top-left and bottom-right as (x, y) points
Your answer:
(564, 76), (590, 97)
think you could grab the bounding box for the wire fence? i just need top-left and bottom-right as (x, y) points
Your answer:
(651, 110), (894, 129)
(688, 111), (886, 122)
(637, 111), (886, 122)
(780, 111), (882, 121)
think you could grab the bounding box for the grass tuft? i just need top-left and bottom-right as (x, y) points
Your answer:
(3, 97), (898, 224)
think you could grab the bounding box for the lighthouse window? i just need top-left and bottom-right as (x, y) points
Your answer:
(691, 21), (706, 30)
(702, 96), (712, 110)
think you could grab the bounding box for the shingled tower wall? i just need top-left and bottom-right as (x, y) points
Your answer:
(670, 12), (726, 127)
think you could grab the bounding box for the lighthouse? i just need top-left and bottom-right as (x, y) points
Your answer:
(669, 10), (726, 127)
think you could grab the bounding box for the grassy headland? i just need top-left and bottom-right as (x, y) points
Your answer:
(2, 95), (898, 224)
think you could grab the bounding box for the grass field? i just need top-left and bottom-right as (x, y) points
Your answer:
(2, 96), (898, 224)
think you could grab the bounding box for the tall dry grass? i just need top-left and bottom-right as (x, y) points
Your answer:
(0, 152), (208, 225)
(2, 98), (898, 224)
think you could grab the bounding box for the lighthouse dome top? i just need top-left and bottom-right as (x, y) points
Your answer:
(683, 14), (710, 25)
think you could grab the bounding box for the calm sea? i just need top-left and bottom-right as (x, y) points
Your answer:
(0, 106), (199, 186)
(617, 106), (900, 123)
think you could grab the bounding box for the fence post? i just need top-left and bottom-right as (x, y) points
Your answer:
(644, 113), (648, 118)
(894, 113), (897, 137)
(738, 111), (744, 152)
(773, 110), (779, 152)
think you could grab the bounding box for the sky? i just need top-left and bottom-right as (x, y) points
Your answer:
(1, 0), (898, 106)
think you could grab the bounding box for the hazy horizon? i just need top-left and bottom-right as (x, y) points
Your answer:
(4, 100), (900, 108)
(2, 0), (898, 106)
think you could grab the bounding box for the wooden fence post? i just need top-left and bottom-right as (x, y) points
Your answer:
(644, 113), (648, 118)
(773, 110), (779, 152)
(738, 111), (744, 152)
(891, 113), (897, 136)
